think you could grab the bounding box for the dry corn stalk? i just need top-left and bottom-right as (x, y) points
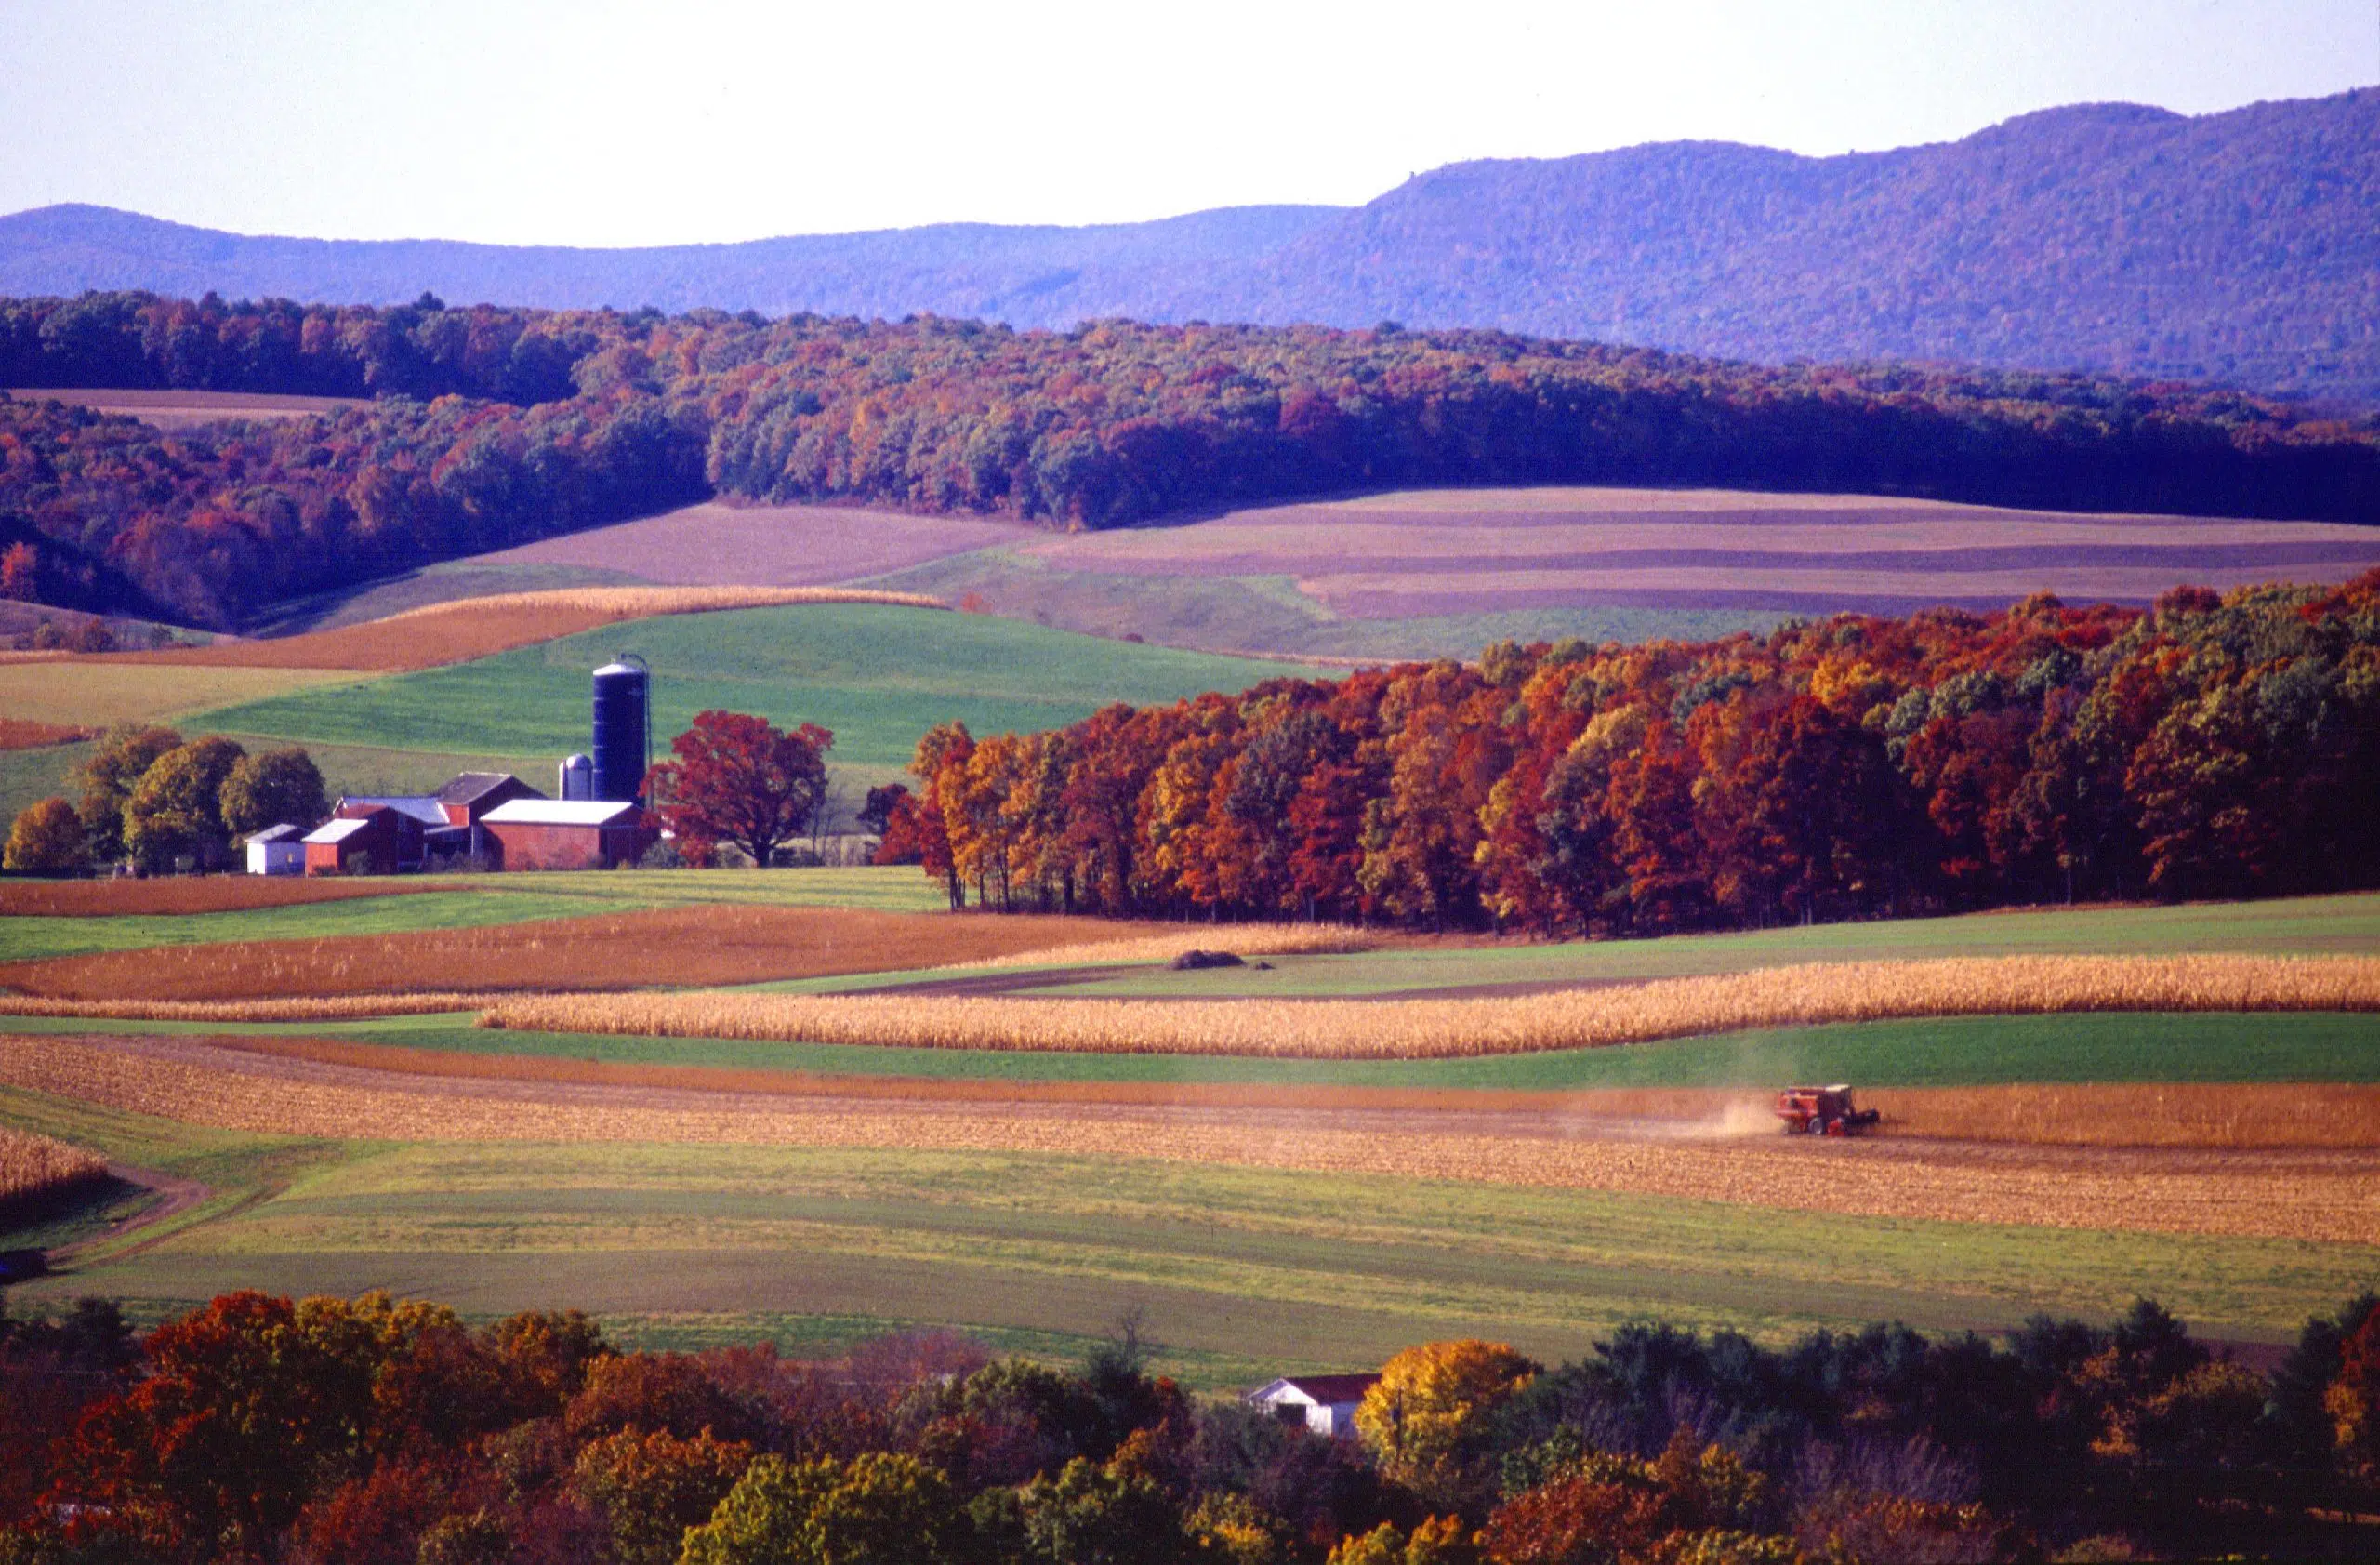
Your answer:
(0, 1126), (108, 1204)
(483, 953), (2380, 1059)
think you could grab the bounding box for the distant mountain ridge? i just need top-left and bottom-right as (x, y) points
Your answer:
(6, 88), (2377, 401)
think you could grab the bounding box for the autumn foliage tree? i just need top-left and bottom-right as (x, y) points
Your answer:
(3, 797), (87, 874)
(644, 710), (833, 868)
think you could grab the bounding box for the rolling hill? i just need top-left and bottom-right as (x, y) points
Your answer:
(7, 90), (2377, 400)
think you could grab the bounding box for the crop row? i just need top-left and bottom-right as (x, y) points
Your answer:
(0, 1125), (109, 1208)
(482, 953), (2380, 1059)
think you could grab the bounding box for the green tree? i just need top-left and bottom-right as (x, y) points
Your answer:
(1014, 1453), (1194, 1565)
(122, 736), (246, 872)
(4, 798), (88, 875)
(678, 1452), (968, 1565)
(72, 723), (183, 863)
(219, 748), (328, 836)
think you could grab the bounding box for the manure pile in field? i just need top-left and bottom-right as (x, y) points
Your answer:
(483, 953), (2380, 1058)
(98, 585), (947, 672)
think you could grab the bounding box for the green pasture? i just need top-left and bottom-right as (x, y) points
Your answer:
(186, 603), (1330, 777)
(4, 1084), (2370, 1381)
(6, 1010), (2373, 1089)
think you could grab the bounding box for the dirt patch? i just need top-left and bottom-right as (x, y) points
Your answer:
(6, 388), (363, 431)
(0, 906), (1168, 1001)
(3, 1031), (2373, 1244)
(0, 877), (448, 919)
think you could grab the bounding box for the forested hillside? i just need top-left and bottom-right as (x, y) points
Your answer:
(3, 293), (2376, 628)
(7, 90), (2376, 400)
(886, 574), (2380, 924)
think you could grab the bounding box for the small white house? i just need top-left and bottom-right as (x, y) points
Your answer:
(1248, 1373), (1381, 1439)
(245, 823), (305, 876)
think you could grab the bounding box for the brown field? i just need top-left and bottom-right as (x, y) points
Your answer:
(0, 1123), (109, 1211)
(86, 586), (948, 673)
(0, 905), (1170, 1001)
(0, 876), (443, 919)
(470, 500), (1034, 588)
(1020, 486), (2380, 617)
(186, 1032), (2380, 1150)
(0, 719), (94, 751)
(479, 954), (2380, 1059)
(4, 1030), (2372, 1243)
(5, 387), (363, 431)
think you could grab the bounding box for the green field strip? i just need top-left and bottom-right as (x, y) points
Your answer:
(0, 890), (640, 962)
(7, 1010), (2378, 1086)
(185, 603), (1332, 774)
(10, 1134), (2370, 1372)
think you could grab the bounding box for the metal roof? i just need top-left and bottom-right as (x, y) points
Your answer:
(337, 795), (446, 826)
(302, 818), (374, 844)
(1251, 1373), (1381, 1405)
(245, 824), (305, 842)
(482, 799), (641, 827)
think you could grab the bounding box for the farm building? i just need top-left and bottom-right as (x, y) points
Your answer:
(303, 807), (410, 876)
(334, 795), (446, 870)
(1248, 1374), (1380, 1439)
(480, 799), (649, 870)
(244, 824), (305, 876)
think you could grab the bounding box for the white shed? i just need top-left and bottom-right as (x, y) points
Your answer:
(245, 823), (306, 876)
(1248, 1373), (1381, 1439)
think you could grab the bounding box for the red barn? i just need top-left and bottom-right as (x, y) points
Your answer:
(480, 800), (649, 870)
(302, 807), (407, 876)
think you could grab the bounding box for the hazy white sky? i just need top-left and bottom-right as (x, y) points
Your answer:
(3, 0), (2374, 246)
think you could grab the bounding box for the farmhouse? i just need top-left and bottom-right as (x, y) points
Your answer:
(1247, 1373), (1380, 1439)
(302, 807), (409, 876)
(480, 798), (648, 870)
(244, 823), (305, 876)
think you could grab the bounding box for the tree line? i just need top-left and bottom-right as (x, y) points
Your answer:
(3, 291), (2375, 630)
(1, 1286), (2374, 1563)
(875, 573), (2380, 925)
(3, 726), (327, 876)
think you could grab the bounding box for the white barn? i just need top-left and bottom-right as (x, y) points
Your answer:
(245, 823), (305, 876)
(1247, 1373), (1381, 1439)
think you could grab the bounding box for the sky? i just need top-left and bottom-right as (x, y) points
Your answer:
(2, 0), (2375, 247)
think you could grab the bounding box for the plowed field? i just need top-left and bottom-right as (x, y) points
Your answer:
(0, 877), (440, 918)
(0, 905), (1154, 1000)
(3, 1031), (2370, 1244)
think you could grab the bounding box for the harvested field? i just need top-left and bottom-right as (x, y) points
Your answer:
(2, 1030), (2371, 1243)
(0, 661), (362, 727)
(0, 876), (442, 919)
(1018, 486), (2380, 619)
(98, 586), (949, 672)
(0, 720), (93, 751)
(5, 388), (362, 431)
(0, 906), (1164, 1001)
(470, 500), (1034, 588)
(481, 954), (2380, 1059)
(0, 1123), (109, 1216)
(180, 1033), (2380, 1150)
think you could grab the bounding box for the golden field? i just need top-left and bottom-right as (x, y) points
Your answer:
(0, 1124), (109, 1208)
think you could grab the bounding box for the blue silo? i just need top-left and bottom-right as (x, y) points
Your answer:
(590, 657), (650, 803)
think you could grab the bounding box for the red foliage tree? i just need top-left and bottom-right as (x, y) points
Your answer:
(645, 710), (833, 869)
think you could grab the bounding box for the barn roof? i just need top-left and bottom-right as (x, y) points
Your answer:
(483, 799), (641, 827)
(436, 771), (535, 805)
(302, 817), (375, 844)
(245, 824), (305, 842)
(338, 795), (445, 826)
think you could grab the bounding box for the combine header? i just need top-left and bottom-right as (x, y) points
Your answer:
(1773, 1085), (1881, 1136)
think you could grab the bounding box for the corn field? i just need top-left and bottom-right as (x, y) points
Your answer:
(0, 1126), (109, 1207)
(483, 953), (2380, 1059)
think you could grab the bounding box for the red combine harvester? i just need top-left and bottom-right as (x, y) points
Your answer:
(1773, 1085), (1881, 1136)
